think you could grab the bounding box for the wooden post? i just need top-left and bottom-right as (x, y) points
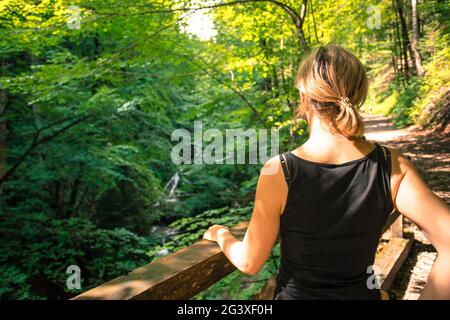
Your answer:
(390, 214), (404, 238)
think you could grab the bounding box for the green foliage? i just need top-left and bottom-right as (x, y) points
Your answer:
(0, 265), (40, 300)
(0, 214), (150, 299)
(369, 19), (450, 128)
(370, 76), (421, 128)
(148, 206), (252, 256)
(390, 78), (421, 128)
(410, 35), (450, 126)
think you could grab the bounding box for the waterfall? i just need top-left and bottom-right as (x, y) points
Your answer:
(163, 172), (180, 203)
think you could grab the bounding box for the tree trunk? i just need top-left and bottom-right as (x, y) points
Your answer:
(392, 56), (398, 75)
(259, 38), (273, 93)
(0, 95), (7, 184)
(67, 175), (82, 218)
(0, 121), (5, 179)
(395, 0), (412, 79)
(388, 31), (399, 75)
(411, 0), (425, 76)
(272, 66), (279, 92)
(296, 0), (310, 52)
(53, 181), (65, 217)
(393, 0), (407, 78)
(395, 0), (415, 76)
(30, 54), (45, 165)
(0, 76), (8, 187)
(309, 0), (319, 44)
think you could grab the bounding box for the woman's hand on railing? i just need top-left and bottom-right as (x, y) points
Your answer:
(203, 224), (230, 242)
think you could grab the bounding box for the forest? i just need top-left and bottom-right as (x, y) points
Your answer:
(0, 0), (449, 299)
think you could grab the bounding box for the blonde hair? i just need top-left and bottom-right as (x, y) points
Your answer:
(295, 45), (368, 138)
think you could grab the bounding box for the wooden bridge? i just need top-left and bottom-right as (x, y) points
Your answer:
(72, 211), (413, 300)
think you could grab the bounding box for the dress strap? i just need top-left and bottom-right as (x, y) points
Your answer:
(378, 143), (395, 215)
(279, 153), (291, 185)
(383, 145), (392, 176)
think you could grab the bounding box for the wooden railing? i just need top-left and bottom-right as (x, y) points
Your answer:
(72, 212), (413, 300)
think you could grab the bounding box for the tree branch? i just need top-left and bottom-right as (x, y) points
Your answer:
(0, 115), (90, 186)
(309, 0), (319, 43)
(95, 0), (301, 21)
(94, 0), (309, 51)
(180, 54), (265, 125)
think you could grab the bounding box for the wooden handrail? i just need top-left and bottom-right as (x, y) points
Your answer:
(72, 222), (248, 300)
(73, 210), (408, 300)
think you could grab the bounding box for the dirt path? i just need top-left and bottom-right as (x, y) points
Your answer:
(363, 113), (450, 300)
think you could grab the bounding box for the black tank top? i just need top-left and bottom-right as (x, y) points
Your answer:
(273, 142), (393, 300)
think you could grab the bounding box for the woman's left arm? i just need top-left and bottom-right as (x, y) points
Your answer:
(202, 157), (288, 275)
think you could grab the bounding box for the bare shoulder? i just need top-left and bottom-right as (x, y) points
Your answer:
(383, 146), (417, 176)
(263, 154), (282, 166)
(379, 145), (430, 208)
(260, 155), (283, 178)
(258, 155), (289, 196)
(258, 155), (289, 214)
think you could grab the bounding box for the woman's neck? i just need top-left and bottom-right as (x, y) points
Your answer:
(306, 113), (354, 146)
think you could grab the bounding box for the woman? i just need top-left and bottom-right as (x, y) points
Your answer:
(202, 45), (450, 299)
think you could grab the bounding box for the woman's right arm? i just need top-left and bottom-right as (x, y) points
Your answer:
(391, 148), (450, 299)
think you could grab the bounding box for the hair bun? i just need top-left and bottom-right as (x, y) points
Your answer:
(338, 96), (352, 109)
